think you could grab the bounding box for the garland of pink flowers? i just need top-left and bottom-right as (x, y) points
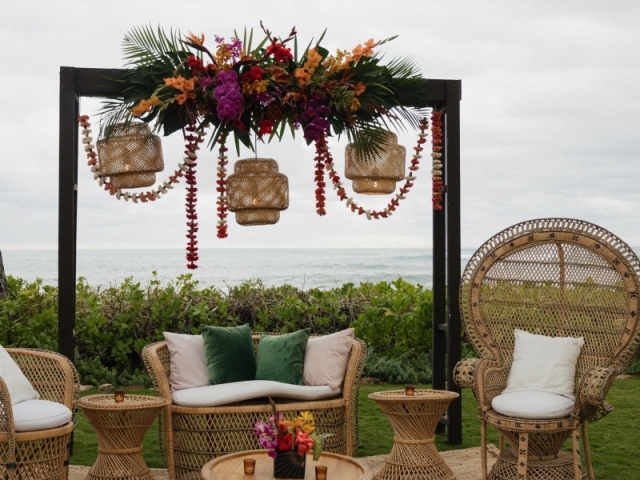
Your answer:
(313, 117), (429, 219)
(431, 110), (444, 210)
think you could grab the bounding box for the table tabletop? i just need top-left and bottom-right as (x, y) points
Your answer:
(368, 388), (459, 403)
(77, 394), (169, 411)
(200, 450), (373, 480)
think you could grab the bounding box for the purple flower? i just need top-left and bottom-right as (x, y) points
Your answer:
(254, 92), (274, 106)
(214, 36), (243, 62)
(213, 70), (242, 121)
(199, 76), (214, 91)
(300, 99), (332, 143)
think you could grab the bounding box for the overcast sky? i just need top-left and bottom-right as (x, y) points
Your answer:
(1, 0), (640, 252)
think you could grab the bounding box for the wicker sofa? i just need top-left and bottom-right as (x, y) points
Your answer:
(142, 334), (367, 480)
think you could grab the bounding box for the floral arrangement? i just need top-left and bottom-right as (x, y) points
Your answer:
(254, 405), (330, 461)
(95, 24), (431, 269)
(100, 23), (429, 158)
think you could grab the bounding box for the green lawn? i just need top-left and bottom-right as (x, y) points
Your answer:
(72, 378), (640, 479)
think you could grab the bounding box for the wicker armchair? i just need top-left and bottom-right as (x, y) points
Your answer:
(143, 333), (367, 480)
(454, 218), (640, 480)
(0, 348), (79, 480)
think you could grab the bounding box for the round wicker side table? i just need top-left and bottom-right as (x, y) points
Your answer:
(368, 389), (460, 480)
(77, 394), (169, 480)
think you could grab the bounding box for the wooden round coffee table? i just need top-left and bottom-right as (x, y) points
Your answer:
(77, 394), (169, 480)
(368, 389), (459, 480)
(200, 449), (373, 480)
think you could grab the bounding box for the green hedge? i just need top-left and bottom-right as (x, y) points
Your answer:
(0, 275), (434, 386)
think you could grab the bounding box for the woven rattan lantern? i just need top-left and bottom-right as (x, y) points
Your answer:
(345, 131), (406, 194)
(97, 123), (164, 189)
(227, 158), (289, 225)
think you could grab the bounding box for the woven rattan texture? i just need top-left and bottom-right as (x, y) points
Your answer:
(368, 389), (458, 480)
(142, 333), (366, 480)
(227, 159), (289, 225)
(345, 132), (406, 195)
(489, 450), (586, 480)
(78, 394), (168, 480)
(0, 349), (78, 480)
(97, 123), (164, 189)
(456, 218), (640, 480)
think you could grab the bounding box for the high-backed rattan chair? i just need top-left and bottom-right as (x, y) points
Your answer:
(0, 348), (79, 480)
(454, 218), (640, 480)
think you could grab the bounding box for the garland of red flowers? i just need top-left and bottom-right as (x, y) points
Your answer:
(313, 117), (429, 219)
(215, 133), (230, 238)
(183, 124), (203, 269)
(431, 110), (444, 210)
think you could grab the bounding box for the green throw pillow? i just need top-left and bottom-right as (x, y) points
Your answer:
(255, 329), (311, 385)
(201, 324), (256, 385)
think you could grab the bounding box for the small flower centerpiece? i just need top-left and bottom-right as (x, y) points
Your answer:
(254, 401), (331, 478)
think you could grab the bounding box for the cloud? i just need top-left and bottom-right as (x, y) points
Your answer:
(1, 0), (640, 257)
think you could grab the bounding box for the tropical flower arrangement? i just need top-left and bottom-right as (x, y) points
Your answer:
(254, 407), (330, 461)
(94, 24), (432, 269)
(100, 23), (429, 157)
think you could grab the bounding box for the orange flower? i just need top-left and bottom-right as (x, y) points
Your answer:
(303, 48), (322, 73)
(353, 81), (366, 96)
(131, 97), (163, 117)
(350, 97), (361, 112)
(362, 38), (376, 57)
(294, 68), (311, 86)
(186, 31), (205, 46)
(174, 91), (196, 105)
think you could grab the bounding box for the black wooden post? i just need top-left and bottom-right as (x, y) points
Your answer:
(445, 80), (462, 444)
(431, 107), (447, 435)
(58, 67), (79, 363)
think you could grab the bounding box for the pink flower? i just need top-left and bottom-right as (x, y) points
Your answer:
(296, 430), (314, 456)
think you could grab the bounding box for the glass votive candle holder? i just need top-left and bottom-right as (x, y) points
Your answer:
(114, 390), (125, 403)
(243, 457), (256, 474)
(405, 384), (415, 396)
(315, 465), (328, 480)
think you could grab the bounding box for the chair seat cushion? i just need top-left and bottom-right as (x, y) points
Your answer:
(12, 399), (72, 432)
(491, 390), (575, 419)
(172, 380), (340, 407)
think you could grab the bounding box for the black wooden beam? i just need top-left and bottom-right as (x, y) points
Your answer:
(445, 80), (462, 444)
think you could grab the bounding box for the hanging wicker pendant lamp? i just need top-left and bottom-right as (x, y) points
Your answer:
(344, 131), (406, 195)
(96, 123), (164, 189)
(227, 158), (289, 225)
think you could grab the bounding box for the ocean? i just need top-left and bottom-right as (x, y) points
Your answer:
(1, 248), (476, 290)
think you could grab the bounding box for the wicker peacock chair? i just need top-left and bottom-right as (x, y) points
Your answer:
(454, 218), (640, 480)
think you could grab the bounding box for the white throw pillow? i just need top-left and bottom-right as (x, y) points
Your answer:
(303, 329), (354, 389)
(492, 391), (575, 419)
(503, 329), (584, 400)
(12, 399), (73, 431)
(163, 332), (209, 391)
(0, 345), (40, 405)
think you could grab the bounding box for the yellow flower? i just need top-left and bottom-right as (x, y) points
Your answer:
(241, 79), (269, 95)
(350, 97), (361, 111)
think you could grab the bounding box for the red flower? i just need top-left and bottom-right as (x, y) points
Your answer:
(258, 119), (274, 136)
(266, 42), (293, 62)
(242, 65), (264, 82)
(233, 119), (246, 131)
(278, 433), (293, 451)
(187, 55), (207, 75)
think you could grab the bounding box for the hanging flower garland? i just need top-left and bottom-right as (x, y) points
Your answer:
(77, 115), (210, 269)
(431, 110), (444, 210)
(313, 117), (429, 220)
(215, 133), (230, 238)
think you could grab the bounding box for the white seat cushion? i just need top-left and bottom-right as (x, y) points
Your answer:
(172, 380), (340, 407)
(12, 399), (72, 432)
(492, 390), (575, 420)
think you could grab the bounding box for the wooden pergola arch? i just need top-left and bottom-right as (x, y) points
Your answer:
(58, 67), (463, 443)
